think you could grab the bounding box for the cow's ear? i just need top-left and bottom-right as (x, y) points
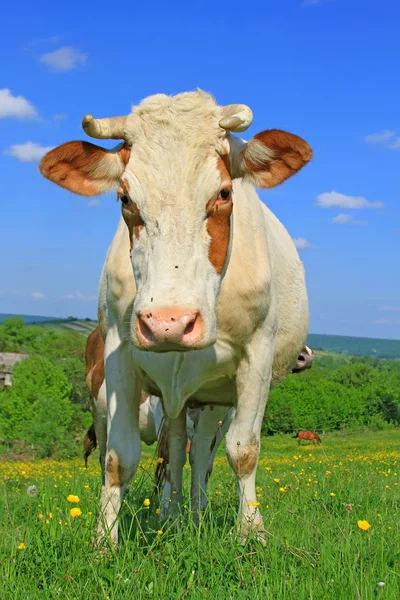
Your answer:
(231, 130), (312, 188)
(40, 141), (130, 197)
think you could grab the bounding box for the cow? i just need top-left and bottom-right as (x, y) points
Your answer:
(291, 345), (314, 373)
(84, 327), (232, 512)
(40, 90), (312, 545)
(293, 431), (322, 445)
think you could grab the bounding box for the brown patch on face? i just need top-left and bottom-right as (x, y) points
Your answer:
(230, 442), (259, 476)
(119, 180), (144, 250)
(140, 391), (148, 405)
(39, 141), (129, 196)
(244, 129), (312, 188)
(85, 327), (105, 399)
(206, 157), (233, 274)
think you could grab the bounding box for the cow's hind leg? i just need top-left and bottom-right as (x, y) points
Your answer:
(97, 326), (141, 547)
(93, 380), (107, 485)
(189, 405), (231, 521)
(159, 408), (187, 522)
(226, 332), (274, 545)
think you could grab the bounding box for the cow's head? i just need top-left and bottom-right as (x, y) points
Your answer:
(40, 91), (312, 352)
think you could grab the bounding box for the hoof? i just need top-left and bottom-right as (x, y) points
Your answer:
(239, 518), (267, 546)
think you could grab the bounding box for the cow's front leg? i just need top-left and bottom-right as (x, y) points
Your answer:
(189, 405), (231, 519)
(97, 327), (141, 547)
(160, 408), (187, 521)
(225, 336), (273, 544)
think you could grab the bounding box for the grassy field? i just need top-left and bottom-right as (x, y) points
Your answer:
(1, 431), (399, 599)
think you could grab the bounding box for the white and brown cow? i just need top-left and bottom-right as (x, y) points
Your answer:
(40, 91), (312, 545)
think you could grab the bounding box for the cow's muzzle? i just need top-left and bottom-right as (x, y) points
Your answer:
(134, 308), (204, 351)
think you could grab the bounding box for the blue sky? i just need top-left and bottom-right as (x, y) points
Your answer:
(1, 0), (399, 339)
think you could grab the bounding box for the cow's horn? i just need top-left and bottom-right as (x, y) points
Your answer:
(219, 104), (253, 133)
(82, 115), (127, 140)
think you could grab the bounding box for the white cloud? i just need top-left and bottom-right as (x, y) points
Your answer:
(364, 130), (394, 144)
(332, 213), (352, 224)
(373, 318), (400, 325)
(40, 47), (87, 72)
(31, 292), (45, 300)
(4, 142), (54, 163)
(292, 237), (312, 250)
(64, 291), (96, 302)
(378, 305), (400, 312)
(87, 198), (101, 208)
(0, 89), (38, 120)
(332, 213), (367, 225)
(364, 129), (400, 150)
(316, 191), (383, 209)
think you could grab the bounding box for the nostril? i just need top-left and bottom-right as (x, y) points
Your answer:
(138, 316), (154, 342)
(184, 316), (197, 336)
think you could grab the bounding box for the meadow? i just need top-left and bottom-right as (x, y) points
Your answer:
(1, 431), (399, 599)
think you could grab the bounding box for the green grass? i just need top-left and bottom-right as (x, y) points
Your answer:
(1, 431), (399, 599)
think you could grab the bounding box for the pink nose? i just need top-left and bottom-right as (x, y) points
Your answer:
(136, 308), (204, 349)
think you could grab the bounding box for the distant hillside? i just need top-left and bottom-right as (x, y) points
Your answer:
(0, 313), (58, 324)
(307, 333), (400, 360)
(0, 314), (97, 336)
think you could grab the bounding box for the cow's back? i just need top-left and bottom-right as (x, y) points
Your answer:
(260, 202), (309, 384)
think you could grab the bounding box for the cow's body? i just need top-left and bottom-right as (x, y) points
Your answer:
(98, 179), (308, 539)
(40, 90), (312, 545)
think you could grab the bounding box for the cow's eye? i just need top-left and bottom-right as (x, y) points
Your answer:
(218, 188), (231, 202)
(120, 195), (130, 206)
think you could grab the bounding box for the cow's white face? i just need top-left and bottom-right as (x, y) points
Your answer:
(40, 91), (312, 352)
(119, 124), (234, 351)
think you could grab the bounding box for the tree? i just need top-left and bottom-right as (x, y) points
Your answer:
(0, 357), (71, 441)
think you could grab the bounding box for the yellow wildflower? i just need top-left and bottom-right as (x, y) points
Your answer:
(279, 487), (286, 493)
(18, 542), (25, 550)
(157, 530), (163, 535)
(38, 513), (43, 519)
(357, 520), (371, 531)
(143, 498), (150, 507)
(70, 507), (82, 518)
(156, 508), (161, 514)
(273, 478), (280, 483)
(330, 493), (336, 497)
(157, 457), (164, 464)
(67, 495), (80, 503)
(49, 513), (53, 519)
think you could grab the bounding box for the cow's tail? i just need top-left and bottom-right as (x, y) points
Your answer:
(83, 423), (97, 468)
(315, 433), (322, 444)
(154, 418), (169, 493)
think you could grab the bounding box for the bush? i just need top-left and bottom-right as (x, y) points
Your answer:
(23, 395), (74, 458)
